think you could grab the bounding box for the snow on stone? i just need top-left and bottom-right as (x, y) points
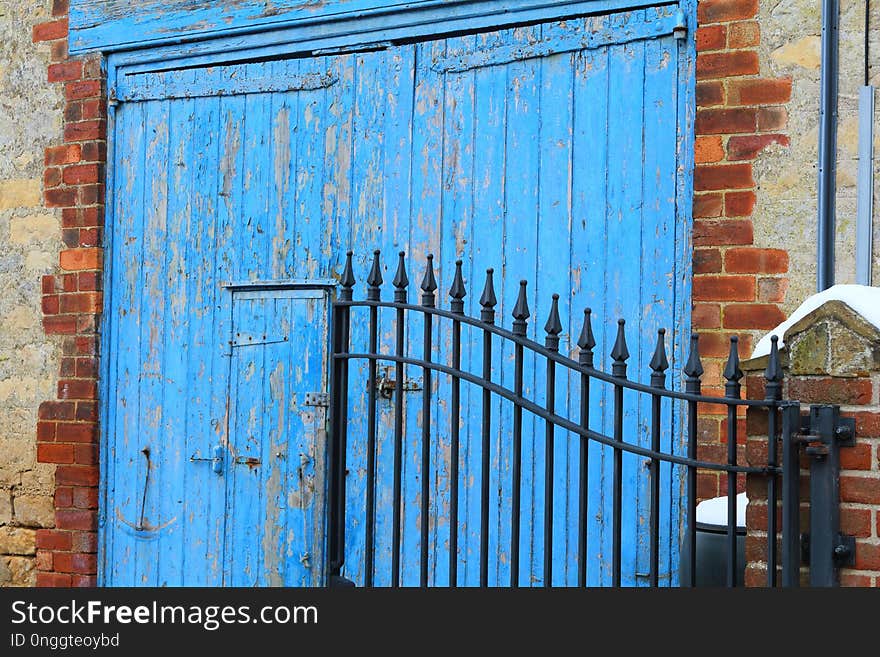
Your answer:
(696, 491), (748, 527)
(752, 284), (880, 359)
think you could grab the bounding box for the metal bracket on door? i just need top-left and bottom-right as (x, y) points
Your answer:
(304, 392), (330, 407)
(375, 366), (423, 399)
(190, 444), (224, 474)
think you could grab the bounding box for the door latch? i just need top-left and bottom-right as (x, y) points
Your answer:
(190, 444), (224, 474)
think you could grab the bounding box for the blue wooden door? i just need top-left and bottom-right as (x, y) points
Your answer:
(101, 4), (693, 586)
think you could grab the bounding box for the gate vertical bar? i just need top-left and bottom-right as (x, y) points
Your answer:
(543, 295), (562, 587)
(683, 335), (704, 588)
(479, 269), (497, 587)
(391, 252), (407, 588)
(723, 337), (743, 587)
(577, 309), (596, 587)
(610, 320), (629, 587)
(781, 403), (801, 587)
(448, 261), (466, 587)
(511, 281), (530, 588)
(365, 253), (381, 587)
(419, 256), (437, 587)
(765, 336), (783, 586)
(327, 252), (355, 584)
(649, 329), (669, 587)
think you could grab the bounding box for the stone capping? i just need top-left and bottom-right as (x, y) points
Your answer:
(741, 300), (880, 376)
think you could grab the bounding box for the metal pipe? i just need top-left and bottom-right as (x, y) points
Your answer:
(857, 0), (874, 286)
(817, 0), (840, 291)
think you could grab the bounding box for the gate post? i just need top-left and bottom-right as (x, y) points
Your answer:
(743, 299), (880, 587)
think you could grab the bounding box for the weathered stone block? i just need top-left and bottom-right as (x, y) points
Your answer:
(13, 494), (55, 528)
(7, 556), (36, 586)
(0, 527), (36, 555)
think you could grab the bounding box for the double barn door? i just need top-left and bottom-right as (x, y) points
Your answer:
(101, 4), (692, 586)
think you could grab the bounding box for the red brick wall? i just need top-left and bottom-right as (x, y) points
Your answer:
(693, 0), (792, 501)
(745, 373), (880, 587)
(32, 0), (106, 587)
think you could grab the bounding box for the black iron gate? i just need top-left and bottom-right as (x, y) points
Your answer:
(326, 251), (855, 587)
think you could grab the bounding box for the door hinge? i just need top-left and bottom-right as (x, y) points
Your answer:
(304, 392), (330, 407)
(673, 10), (688, 40)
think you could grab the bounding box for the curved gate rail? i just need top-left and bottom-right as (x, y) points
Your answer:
(326, 250), (802, 588)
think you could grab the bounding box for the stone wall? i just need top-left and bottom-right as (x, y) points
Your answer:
(754, 0), (880, 310)
(0, 0), (64, 586)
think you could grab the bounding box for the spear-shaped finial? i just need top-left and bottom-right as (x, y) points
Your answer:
(479, 268), (497, 324)
(611, 319), (629, 378)
(724, 336), (743, 397)
(420, 254), (437, 307)
(512, 280), (530, 337)
(449, 259), (466, 315)
(684, 334), (704, 393)
(544, 294), (562, 351)
(366, 250), (382, 301)
(650, 328), (669, 388)
(340, 250), (355, 301)
(764, 334), (783, 401)
(392, 251), (408, 303)
(577, 309), (596, 367)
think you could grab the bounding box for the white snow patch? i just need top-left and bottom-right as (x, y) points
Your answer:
(751, 284), (880, 359)
(696, 491), (748, 527)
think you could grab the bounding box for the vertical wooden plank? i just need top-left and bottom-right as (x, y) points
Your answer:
(640, 32), (678, 585)
(605, 19), (647, 586)
(535, 17), (575, 586)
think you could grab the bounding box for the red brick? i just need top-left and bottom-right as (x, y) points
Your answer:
(33, 19), (68, 42)
(694, 219), (754, 246)
(697, 51), (759, 80)
(62, 273), (77, 292)
(695, 164), (754, 191)
(697, 25), (727, 51)
(59, 357), (76, 378)
(696, 80), (725, 106)
(65, 80), (102, 101)
(72, 575), (98, 587)
(727, 134), (790, 161)
(757, 277), (789, 303)
(698, 0), (759, 23)
(81, 99), (105, 120)
(56, 423), (97, 443)
(694, 274), (755, 301)
(696, 108), (757, 135)
(725, 191), (756, 217)
(37, 572), (73, 587)
(36, 529), (72, 551)
(840, 507), (873, 538)
(840, 475), (880, 505)
(695, 135), (725, 163)
(56, 465), (99, 487)
(78, 184), (104, 206)
(62, 164), (101, 185)
(59, 292), (102, 314)
(56, 509), (97, 531)
(727, 79), (792, 106)
(78, 271), (102, 291)
(80, 228), (102, 248)
(694, 248), (722, 274)
(72, 488), (99, 510)
(854, 542), (880, 571)
(37, 421), (57, 442)
(45, 188), (77, 208)
(76, 402), (98, 422)
(50, 39), (69, 63)
(55, 487), (73, 508)
(39, 401), (75, 421)
(65, 120), (106, 142)
(42, 294), (60, 315)
(699, 332), (753, 358)
(840, 443), (873, 471)
(52, 0), (69, 17)
(74, 443), (98, 466)
(723, 303), (786, 329)
(698, 416), (721, 441)
(724, 248), (789, 273)
(728, 21), (760, 48)
(694, 193), (724, 218)
(693, 303), (722, 329)
(44, 316), (78, 334)
(74, 336), (97, 355)
(852, 412), (880, 437)
(720, 418), (749, 445)
(789, 378), (873, 406)
(758, 107), (788, 131)
(43, 167), (62, 189)
(59, 247), (102, 271)
(48, 60), (82, 83)
(58, 379), (98, 400)
(80, 142), (106, 163)
(840, 572), (873, 587)
(36, 550), (54, 571)
(697, 471), (720, 501)
(54, 551), (97, 576)
(38, 443), (75, 464)
(71, 531), (98, 553)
